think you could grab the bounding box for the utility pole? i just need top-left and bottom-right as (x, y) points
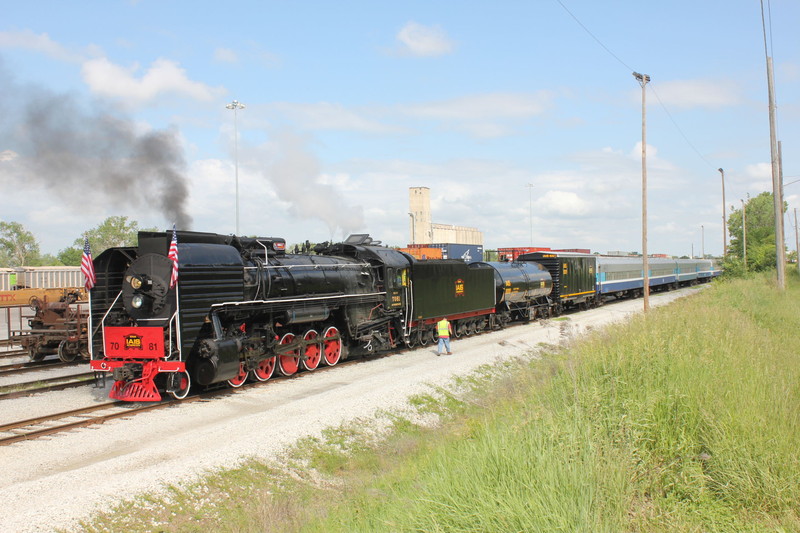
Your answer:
(779, 140), (787, 271)
(742, 199), (748, 272)
(761, 0), (785, 288)
(719, 168), (727, 259)
(633, 71), (650, 312)
(701, 225), (705, 258)
(795, 208), (799, 273)
(766, 58), (785, 288)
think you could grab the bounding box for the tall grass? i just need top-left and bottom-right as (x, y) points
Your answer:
(302, 274), (800, 532)
(82, 275), (800, 532)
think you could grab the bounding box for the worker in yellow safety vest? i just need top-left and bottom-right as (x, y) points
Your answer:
(436, 317), (453, 356)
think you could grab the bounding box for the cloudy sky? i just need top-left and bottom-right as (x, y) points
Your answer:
(1, 1), (798, 257)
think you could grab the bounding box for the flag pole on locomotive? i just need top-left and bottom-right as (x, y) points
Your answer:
(167, 224), (189, 397)
(168, 223), (182, 360)
(81, 235), (101, 384)
(81, 235), (96, 353)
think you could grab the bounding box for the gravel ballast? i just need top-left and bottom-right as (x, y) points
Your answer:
(0, 288), (696, 532)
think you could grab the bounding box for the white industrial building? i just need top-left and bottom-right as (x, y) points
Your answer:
(408, 187), (483, 246)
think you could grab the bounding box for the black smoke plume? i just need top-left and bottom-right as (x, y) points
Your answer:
(0, 62), (192, 229)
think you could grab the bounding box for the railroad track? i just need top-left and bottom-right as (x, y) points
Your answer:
(0, 401), (169, 446)
(0, 359), (79, 378)
(0, 371), (98, 400)
(0, 348), (28, 360)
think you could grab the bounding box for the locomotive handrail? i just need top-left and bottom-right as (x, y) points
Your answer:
(209, 291), (387, 309)
(250, 263), (371, 270)
(403, 280), (414, 341)
(168, 293), (181, 361)
(97, 290), (124, 358)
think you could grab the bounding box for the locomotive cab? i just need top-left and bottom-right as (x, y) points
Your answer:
(319, 234), (413, 313)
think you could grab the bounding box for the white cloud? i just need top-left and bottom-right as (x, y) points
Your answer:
(745, 162), (772, 180)
(269, 102), (399, 133)
(403, 92), (552, 121)
(537, 190), (591, 217)
(396, 21), (454, 57)
(81, 57), (226, 106)
(214, 47), (239, 64)
(459, 122), (514, 139)
(0, 29), (85, 63)
(246, 41), (282, 68)
(649, 79), (743, 109)
(397, 92), (553, 138)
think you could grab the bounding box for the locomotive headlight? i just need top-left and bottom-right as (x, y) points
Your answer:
(131, 294), (145, 309)
(129, 275), (152, 291)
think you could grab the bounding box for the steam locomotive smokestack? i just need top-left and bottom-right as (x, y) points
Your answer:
(0, 64), (192, 229)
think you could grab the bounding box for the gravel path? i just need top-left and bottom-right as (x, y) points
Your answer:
(0, 288), (698, 532)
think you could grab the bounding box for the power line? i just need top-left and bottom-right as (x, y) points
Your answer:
(554, 0), (718, 171)
(554, 0), (634, 72)
(648, 83), (717, 170)
(760, 0), (780, 139)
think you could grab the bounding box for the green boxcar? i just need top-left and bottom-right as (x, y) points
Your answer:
(409, 260), (496, 320)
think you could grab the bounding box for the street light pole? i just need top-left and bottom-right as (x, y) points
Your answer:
(633, 71), (650, 312)
(718, 168), (727, 259)
(527, 183), (534, 246)
(226, 100), (246, 235)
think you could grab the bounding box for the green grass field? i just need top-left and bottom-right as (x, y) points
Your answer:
(83, 273), (800, 532)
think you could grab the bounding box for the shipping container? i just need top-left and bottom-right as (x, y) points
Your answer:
(406, 243), (484, 262)
(398, 247), (443, 260)
(553, 248), (591, 254)
(497, 247), (551, 262)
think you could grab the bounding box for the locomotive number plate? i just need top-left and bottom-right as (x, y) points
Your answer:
(104, 327), (165, 358)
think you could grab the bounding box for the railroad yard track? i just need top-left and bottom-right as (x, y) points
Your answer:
(0, 289), (702, 446)
(0, 348), (28, 360)
(0, 354), (388, 445)
(0, 359), (79, 378)
(0, 401), (170, 446)
(0, 371), (98, 400)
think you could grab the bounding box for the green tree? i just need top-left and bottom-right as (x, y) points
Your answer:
(725, 191), (786, 273)
(0, 221), (41, 267)
(57, 247), (83, 266)
(67, 216), (157, 259)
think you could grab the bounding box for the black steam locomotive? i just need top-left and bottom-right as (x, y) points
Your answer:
(89, 231), (552, 401)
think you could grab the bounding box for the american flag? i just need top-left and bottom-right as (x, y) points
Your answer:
(81, 236), (96, 291)
(168, 225), (179, 289)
